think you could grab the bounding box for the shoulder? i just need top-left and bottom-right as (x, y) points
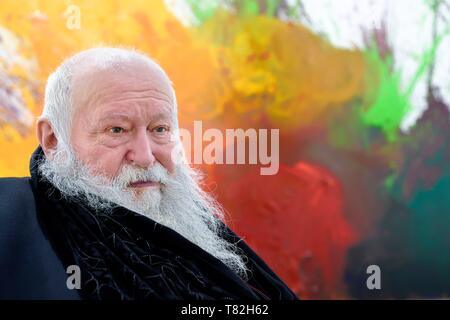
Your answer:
(0, 176), (33, 198)
(0, 176), (37, 249)
(0, 177), (35, 224)
(0, 177), (80, 299)
(0, 176), (32, 190)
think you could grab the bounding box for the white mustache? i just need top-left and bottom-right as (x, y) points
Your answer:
(111, 163), (171, 189)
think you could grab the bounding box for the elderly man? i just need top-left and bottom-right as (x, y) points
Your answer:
(0, 47), (296, 300)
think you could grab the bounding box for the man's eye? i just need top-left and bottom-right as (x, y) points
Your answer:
(109, 127), (124, 133)
(153, 126), (169, 133)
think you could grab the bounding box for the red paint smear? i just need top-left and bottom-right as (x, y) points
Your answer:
(222, 162), (358, 299)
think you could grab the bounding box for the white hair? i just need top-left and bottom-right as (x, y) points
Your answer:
(40, 47), (179, 146)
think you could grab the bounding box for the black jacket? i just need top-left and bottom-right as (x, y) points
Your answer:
(0, 176), (79, 299)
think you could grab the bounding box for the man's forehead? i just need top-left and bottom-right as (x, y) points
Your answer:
(73, 61), (172, 94)
(71, 60), (174, 116)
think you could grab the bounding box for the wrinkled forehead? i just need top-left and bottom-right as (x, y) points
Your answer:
(70, 59), (175, 116)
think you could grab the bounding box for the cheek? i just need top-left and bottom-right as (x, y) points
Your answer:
(70, 125), (127, 178)
(76, 145), (126, 178)
(96, 154), (124, 178)
(155, 143), (177, 174)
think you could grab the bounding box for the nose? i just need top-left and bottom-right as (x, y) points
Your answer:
(126, 128), (156, 168)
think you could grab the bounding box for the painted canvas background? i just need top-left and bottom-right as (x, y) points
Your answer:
(0, 0), (449, 299)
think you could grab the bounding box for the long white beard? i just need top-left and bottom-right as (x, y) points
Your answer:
(38, 142), (248, 279)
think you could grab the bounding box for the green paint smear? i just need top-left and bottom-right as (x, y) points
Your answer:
(384, 173), (396, 190)
(234, 0), (281, 17)
(361, 17), (448, 142)
(328, 102), (381, 150)
(361, 47), (410, 142)
(185, 0), (284, 24)
(185, 0), (222, 24)
(240, 0), (260, 15)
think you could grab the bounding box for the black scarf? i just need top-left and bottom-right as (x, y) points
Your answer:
(29, 146), (298, 300)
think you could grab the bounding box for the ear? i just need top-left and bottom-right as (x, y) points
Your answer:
(36, 118), (58, 158)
